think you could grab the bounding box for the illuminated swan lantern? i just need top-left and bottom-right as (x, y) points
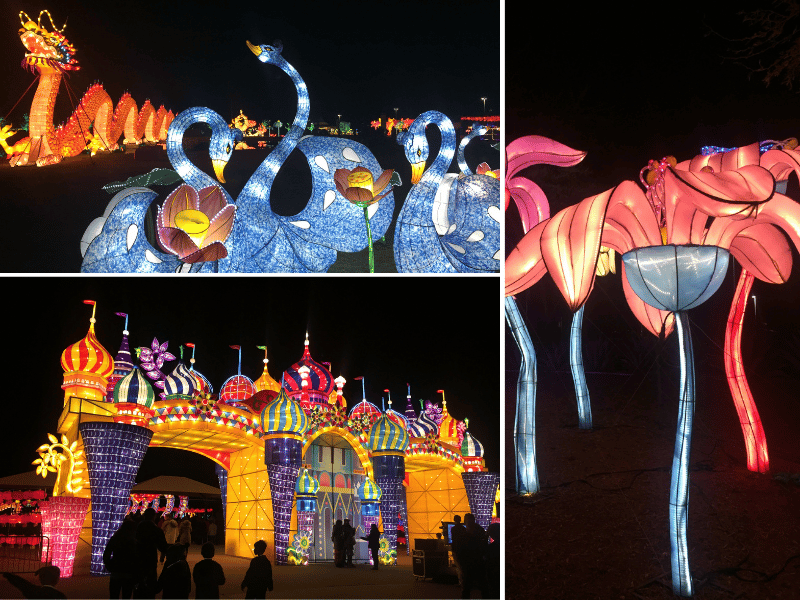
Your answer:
(80, 41), (395, 273)
(80, 109), (239, 272)
(395, 111), (500, 272)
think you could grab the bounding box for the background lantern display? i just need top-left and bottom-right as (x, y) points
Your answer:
(369, 413), (409, 565)
(261, 386), (308, 565)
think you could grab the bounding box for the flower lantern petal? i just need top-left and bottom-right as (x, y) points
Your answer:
(333, 168), (350, 193)
(162, 185), (200, 228)
(505, 219), (548, 297)
(158, 226), (200, 259)
(197, 186), (228, 218)
(620, 262), (675, 338)
(180, 242), (229, 264)
(506, 135), (586, 179)
(372, 169), (394, 194)
(729, 223), (793, 284)
(344, 187), (374, 205)
(760, 146), (800, 181)
(201, 204), (236, 248)
(679, 143), (760, 172)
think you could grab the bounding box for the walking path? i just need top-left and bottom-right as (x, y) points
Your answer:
(0, 543), (471, 599)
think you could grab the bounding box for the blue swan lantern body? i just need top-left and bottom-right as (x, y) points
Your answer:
(395, 111), (500, 273)
(80, 108), (238, 273)
(81, 41), (394, 273)
(220, 41), (395, 273)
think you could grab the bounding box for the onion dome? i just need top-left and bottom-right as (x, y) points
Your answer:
(190, 368), (213, 394)
(255, 346), (281, 393)
(186, 343), (212, 393)
(295, 468), (320, 496)
(163, 362), (197, 398)
(61, 301), (114, 400)
(386, 405), (408, 430)
(106, 315), (135, 402)
(461, 427), (484, 458)
(282, 333), (335, 404)
(369, 413), (410, 454)
(438, 399), (462, 446)
(408, 400), (439, 438)
(349, 398), (382, 422)
(113, 367), (155, 408)
(220, 374), (256, 403)
(357, 476), (382, 502)
(260, 386), (308, 439)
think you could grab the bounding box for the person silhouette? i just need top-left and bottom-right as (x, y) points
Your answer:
(241, 540), (273, 599)
(192, 542), (225, 599)
(135, 507), (168, 598)
(104, 519), (138, 599)
(341, 519), (356, 567)
(2, 566), (66, 599)
(331, 520), (344, 568)
(361, 524), (381, 570)
(154, 544), (191, 599)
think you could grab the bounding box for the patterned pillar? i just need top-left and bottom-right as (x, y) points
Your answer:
(462, 472), (500, 530)
(79, 422), (153, 574)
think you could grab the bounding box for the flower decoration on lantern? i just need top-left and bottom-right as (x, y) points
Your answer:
(424, 400), (443, 426)
(33, 434), (85, 495)
(287, 531), (311, 565)
(475, 162), (499, 179)
(334, 166), (397, 273)
(139, 338), (176, 393)
(422, 431), (439, 453)
(157, 184), (236, 264)
(378, 535), (396, 565)
(189, 390), (221, 419)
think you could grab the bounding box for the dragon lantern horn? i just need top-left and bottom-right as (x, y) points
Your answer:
(38, 10), (66, 33)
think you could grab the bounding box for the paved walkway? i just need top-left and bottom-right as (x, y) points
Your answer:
(0, 543), (475, 599)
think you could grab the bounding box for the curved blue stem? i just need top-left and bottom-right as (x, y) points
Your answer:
(570, 305), (592, 429)
(671, 311), (695, 597)
(505, 296), (538, 494)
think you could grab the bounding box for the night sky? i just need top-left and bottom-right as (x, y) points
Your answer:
(1, 0), (499, 133)
(4, 276), (500, 484)
(506, 1), (800, 337)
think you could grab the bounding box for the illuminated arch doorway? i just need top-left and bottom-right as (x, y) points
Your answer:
(304, 429), (370, 562)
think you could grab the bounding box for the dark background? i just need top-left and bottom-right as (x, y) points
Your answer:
(1, 0), (499, 132)
(3, 276), (500, 486)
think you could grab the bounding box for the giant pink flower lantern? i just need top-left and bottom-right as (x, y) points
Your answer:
(506, 146), (800, 597)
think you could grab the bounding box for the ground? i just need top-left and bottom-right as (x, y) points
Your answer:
(505, 369), (800, 600)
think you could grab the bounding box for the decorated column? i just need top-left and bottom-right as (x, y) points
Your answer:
(260, 385), (308, 565)
(368, 412), (409, 565)
(289, 468), (319, 565)
(81, 366), (155, 574)
(357, 476), (382, 565)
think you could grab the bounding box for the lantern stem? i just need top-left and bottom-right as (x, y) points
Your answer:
(670, 311), (695, 597)
(570, 305), (592, 429)
(505, 296), (538, 495)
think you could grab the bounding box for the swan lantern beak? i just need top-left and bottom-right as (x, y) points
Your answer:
(411, 162), (426, 185)
(246, 40), (262, 57)
(212, 159), (227, 184)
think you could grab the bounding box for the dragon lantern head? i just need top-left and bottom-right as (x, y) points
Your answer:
(19, 10), (79, 73)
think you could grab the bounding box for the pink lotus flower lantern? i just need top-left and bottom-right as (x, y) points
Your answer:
(157, 184), (236, 263)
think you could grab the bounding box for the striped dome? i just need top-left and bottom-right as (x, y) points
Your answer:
(282, 336), (335, 401)
(112, 330), (134, 374)
(461, 429), (484, 457)
(61, 321), (114, 379)
(190, 368), (213, 393)
(261, 386), (308, 436)
(408, 407), (439, 438)
(386, 408), (408, 430)
(113, 367), (155, 408)
(163, 362), (197, 398)
(220, 374), (256, 403)
(295, 468), (320, 496)
(438, 401), (462, 446)
(369, 414), (410, 453)
(357, 476), (382, 502)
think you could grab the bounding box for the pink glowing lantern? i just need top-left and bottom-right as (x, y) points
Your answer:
(38, 496), (89, 577)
